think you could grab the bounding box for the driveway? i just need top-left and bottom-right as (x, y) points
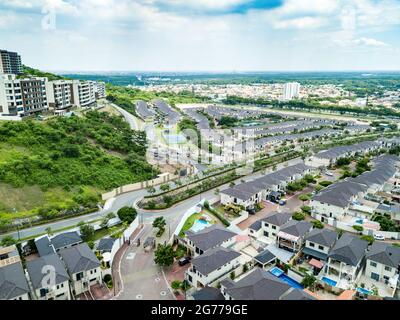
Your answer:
(116, 224), (175, 300)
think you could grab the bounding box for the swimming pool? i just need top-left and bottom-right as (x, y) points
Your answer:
(269, 267), (304, 289)
(190, 219), (210, 233)
(356, 287), (372, 295)
(321, 276), (337, 287)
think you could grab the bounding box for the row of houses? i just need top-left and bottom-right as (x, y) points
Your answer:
(249, 210), (400, 296)
(311, 155), (399, 220)
(220, 163), (316, 210)
(0, 231), (117, 300)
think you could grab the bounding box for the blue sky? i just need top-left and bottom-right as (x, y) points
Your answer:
(1, 0), (400, 72)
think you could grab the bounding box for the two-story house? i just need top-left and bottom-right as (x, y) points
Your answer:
(0, 245), (30, 300)
(303, 228), (338, 261)
(364, 242), (400, 295)
(26, 254), (71, 300)
(260, 212), (292, 241)
(323, 233), (368, 290)
(58, 243), (101, 296)
(276, 220), (313, 253)
(185, 225), (237, 256)
(186, 247), (241, 288)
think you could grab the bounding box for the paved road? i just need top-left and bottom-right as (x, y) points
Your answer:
(110, 103), (141, 130)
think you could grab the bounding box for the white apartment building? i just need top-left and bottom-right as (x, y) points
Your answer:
(94, 81), (106, 99)
(71, 80), (96, 108)
(282, 82), (300, 100)
(46, 80), (73, 113)
(0, 74), (48, 117)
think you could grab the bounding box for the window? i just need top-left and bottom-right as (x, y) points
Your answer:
(76, 272), (83, 281)
(272, 226), (276, 230)
(370, 272), (380, 281)
(370, 261), (377, 268)
(384, 266), (392, 272)
(318, 245), (324, 251)
(309, 242), (315, 247)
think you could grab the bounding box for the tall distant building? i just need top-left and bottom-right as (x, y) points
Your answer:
(71, 80), (96, 108)
(94, 81), (106, 99)
(282, 82), (300, 100)
(0, 50), (22, 75)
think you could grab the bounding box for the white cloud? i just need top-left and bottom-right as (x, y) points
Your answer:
(273, 16), (325, 29)
(353, 37), (389, 47)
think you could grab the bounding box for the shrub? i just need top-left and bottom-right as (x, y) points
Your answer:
(117, 207), (137, 224)
(352, 225), (364, 232)
(301, 205), (311, 214)
(360, 235), (374, 245)
(319, 181), (333, 187)
(292, 212), (305, 221)
(171, 280), (182, 290)
(312, 220), (324, 229)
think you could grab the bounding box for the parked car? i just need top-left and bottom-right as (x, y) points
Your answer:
(247, 208), (256, 215)
(178, 256), (191, 266)
(324, 171), (334, 177)
(279, 199), (287, 206)
(373, 234), (385, 241)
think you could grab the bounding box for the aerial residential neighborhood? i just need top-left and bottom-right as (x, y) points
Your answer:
(1, 1), (400, 311)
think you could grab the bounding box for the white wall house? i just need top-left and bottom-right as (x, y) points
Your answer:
(185, 247), (241, 289)
(58, 243), (101, 296)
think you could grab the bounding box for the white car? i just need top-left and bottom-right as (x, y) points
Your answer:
(324, 171), (334, 177)
(373, 234), (385, 241)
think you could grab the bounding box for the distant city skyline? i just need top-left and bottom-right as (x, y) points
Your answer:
(1, 0), (400, 72)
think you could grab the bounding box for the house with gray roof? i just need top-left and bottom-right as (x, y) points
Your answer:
(259, 212), (292, 241)
(253, 249), (276, 269)
(0, 261), (30, 300)
(276, 220), (313, 253)
(303, 229), (338, 261)
(35, 235), (56, 257)
(186, 247), (241, 288)
(185, 224), (237, 256)
(50, 231), (82, 251)
(58, 243), (101, 296)
(364, 242), (400, 294)
(96, 238), (116, 253)
(190, 286), (225, 300)
(220, 268), (314, 300)
(322, 233), (368, 290)
(26, 254), (71, 300)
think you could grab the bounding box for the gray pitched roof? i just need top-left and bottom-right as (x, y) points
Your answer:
(279, 220), (312, 238)
(51, 231), (82, 251)
(366, 242), (400, 268)
(192, 247), (240, 275)
(35, 236), (56, 257)
(192, 286), (225, 300)
(96, 238), (116, 252)
(254, 249), (276, 265)
(26, 254), (70, 290)
(249, 219), (263, 231)
(59, 243), (100, 274)
(280, 288), (316, 300)
(224, 268), (293, 300)
(186, 224), (236, 252)
(328, 233), (368, 266)
(263, 212), (292, 227)
(0, 262), (30, 299)
(306, 228), (338, 247)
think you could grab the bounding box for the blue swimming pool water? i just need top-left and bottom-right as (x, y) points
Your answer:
(321, 276), (337, 287)
(356, 287), (372, 295)
(269, 267), (303, 289)
(356, 219), (364, 224)
(190, 219), (210, 233)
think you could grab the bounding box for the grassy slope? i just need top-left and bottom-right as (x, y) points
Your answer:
(0, 111), (156, 225)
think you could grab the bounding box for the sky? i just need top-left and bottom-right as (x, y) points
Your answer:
(1, 0), (400, 72)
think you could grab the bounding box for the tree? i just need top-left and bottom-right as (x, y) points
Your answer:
(160, 184), (170, 192)
(299, 194), (311, 204)
(153, 217), (166, 229)
(171, 280), (182, 290)
(45, 227), (53, 236)
(117, 207), (137, 224)
(360, 235), (374, 245)
(312, 220), (324, 229)
(154, 244), (175, 267)
(292, 212), (305, 221)
(147, 186), (156, 195)
(301, 274), (317, 289)
(80, 223), (95, 241)
(1, 236), (17, 247)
